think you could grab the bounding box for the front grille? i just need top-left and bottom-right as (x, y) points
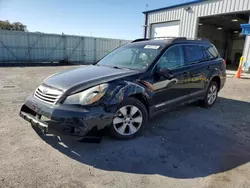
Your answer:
(34, 85), (63, 104)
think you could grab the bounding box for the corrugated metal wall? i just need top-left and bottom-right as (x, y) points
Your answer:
(146, 0), (250, 38)
(146, 0), (250, 71)
(0, 30), (130, 63)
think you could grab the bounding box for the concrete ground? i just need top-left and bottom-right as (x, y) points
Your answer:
(0, 66), (250, 188)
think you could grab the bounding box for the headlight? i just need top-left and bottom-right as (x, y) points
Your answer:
(63, 83), (109, 105)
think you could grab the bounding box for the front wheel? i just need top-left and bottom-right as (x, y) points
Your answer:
(201, 81), (219, 108)
(109, 98), (148, 139)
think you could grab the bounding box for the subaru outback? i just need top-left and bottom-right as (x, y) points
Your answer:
(20, 37), (226, 139)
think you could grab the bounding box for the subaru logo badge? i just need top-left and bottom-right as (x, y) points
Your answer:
(42, 88), (48, 94)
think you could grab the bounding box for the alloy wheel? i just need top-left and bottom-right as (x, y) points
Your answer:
(113, 105), (143, 136)
(207, 85), (218, 105)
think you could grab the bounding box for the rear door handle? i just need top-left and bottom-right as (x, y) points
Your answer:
(182, 71), (189, 78)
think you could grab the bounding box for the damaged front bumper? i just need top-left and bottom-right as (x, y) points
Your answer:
(19, 95), (114, 137)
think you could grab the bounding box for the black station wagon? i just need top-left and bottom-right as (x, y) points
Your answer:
(20, 37), (226, 139)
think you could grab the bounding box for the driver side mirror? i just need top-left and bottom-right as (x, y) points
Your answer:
(155, 68), (174, 79)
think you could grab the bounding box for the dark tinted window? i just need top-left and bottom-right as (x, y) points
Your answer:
(185, 45), (204, 64)
(203, 45), (219, 60)
(155, 45), (185, 70)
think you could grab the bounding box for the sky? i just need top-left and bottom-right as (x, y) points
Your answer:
(0, 0), (192, 40)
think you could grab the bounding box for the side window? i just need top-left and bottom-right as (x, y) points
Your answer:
(155, 45), (184, 70)
(184, 45), (204, 64)
(204, 45), (219, 60)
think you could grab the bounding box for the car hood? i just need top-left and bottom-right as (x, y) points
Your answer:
(43, 65), (138, 92)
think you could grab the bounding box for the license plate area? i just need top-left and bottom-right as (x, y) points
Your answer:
(31, 119), (48, 133)
(21, 111), (48, 133)
(20, 105), (50, 133)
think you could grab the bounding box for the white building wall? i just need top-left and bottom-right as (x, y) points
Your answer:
(145, 0), (250, 70)
(147, 0), (250, 38)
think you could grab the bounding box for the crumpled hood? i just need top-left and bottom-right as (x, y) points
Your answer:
(43, 65), (138, 92)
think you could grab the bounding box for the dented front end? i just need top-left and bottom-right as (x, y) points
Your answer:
(19, 78), (151, 137)
(20, 94), (114, 137)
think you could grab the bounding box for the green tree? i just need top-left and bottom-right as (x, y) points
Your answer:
(11, 22), (26, 31)
(0, 20), (27, 31)
(0, 20), (11, 30)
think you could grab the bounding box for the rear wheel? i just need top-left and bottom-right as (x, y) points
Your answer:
(201, 81), (219, 108)
(109, 98), (148, 139)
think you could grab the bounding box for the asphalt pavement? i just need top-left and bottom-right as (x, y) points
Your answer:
(0, 66), (250, 188)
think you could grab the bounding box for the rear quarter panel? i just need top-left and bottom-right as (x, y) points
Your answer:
(206, 58), (226, 90)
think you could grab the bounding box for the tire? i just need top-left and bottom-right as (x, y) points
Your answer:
(109, 98), (148, 139)
(200, 81), (219, 108)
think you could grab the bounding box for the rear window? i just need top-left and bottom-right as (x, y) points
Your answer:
(203, 45), (219, 60)
(184, 45), (204, 64)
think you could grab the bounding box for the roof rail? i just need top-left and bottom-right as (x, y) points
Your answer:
(150, 36), (187, 42)
(183, 37), (211, 43)
(172, 37), (210, 42)
(131, 37), (210, 43)
(196, 38), (210, 41)
(131, 38), (149, 43)
(151, 36), (180, 40)
(152, 36), (211, 43)
(172, 37), (187, 42)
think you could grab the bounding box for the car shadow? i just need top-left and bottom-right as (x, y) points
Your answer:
(32, 97), (250, 178)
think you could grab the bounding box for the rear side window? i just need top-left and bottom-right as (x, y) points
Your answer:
(203, 45), (219, 60)
(184, 45), (204, 64)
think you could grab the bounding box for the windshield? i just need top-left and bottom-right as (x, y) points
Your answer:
(97, 44), (163, 70)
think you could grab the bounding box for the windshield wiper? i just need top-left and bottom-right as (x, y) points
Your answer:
(112, 66), (123, 69)
(100, 65), (132, 70)
(112, 66), (132, 70)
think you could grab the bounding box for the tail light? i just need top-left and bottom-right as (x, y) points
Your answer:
(222, 59), (226, 67)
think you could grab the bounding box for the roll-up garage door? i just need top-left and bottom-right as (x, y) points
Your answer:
(151, 21), (180, 38)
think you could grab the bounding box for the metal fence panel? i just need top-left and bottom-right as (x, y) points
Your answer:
(66, 36), (84, 62)
(96, 38), (120, 61)
(82, 37), (94, 63)
(0, 30), (130, 63)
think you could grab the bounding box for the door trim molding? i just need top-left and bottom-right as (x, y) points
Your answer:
(154, 90), (205, 108)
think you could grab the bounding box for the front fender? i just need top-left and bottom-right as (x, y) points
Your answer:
(105, 81), (151, 107)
